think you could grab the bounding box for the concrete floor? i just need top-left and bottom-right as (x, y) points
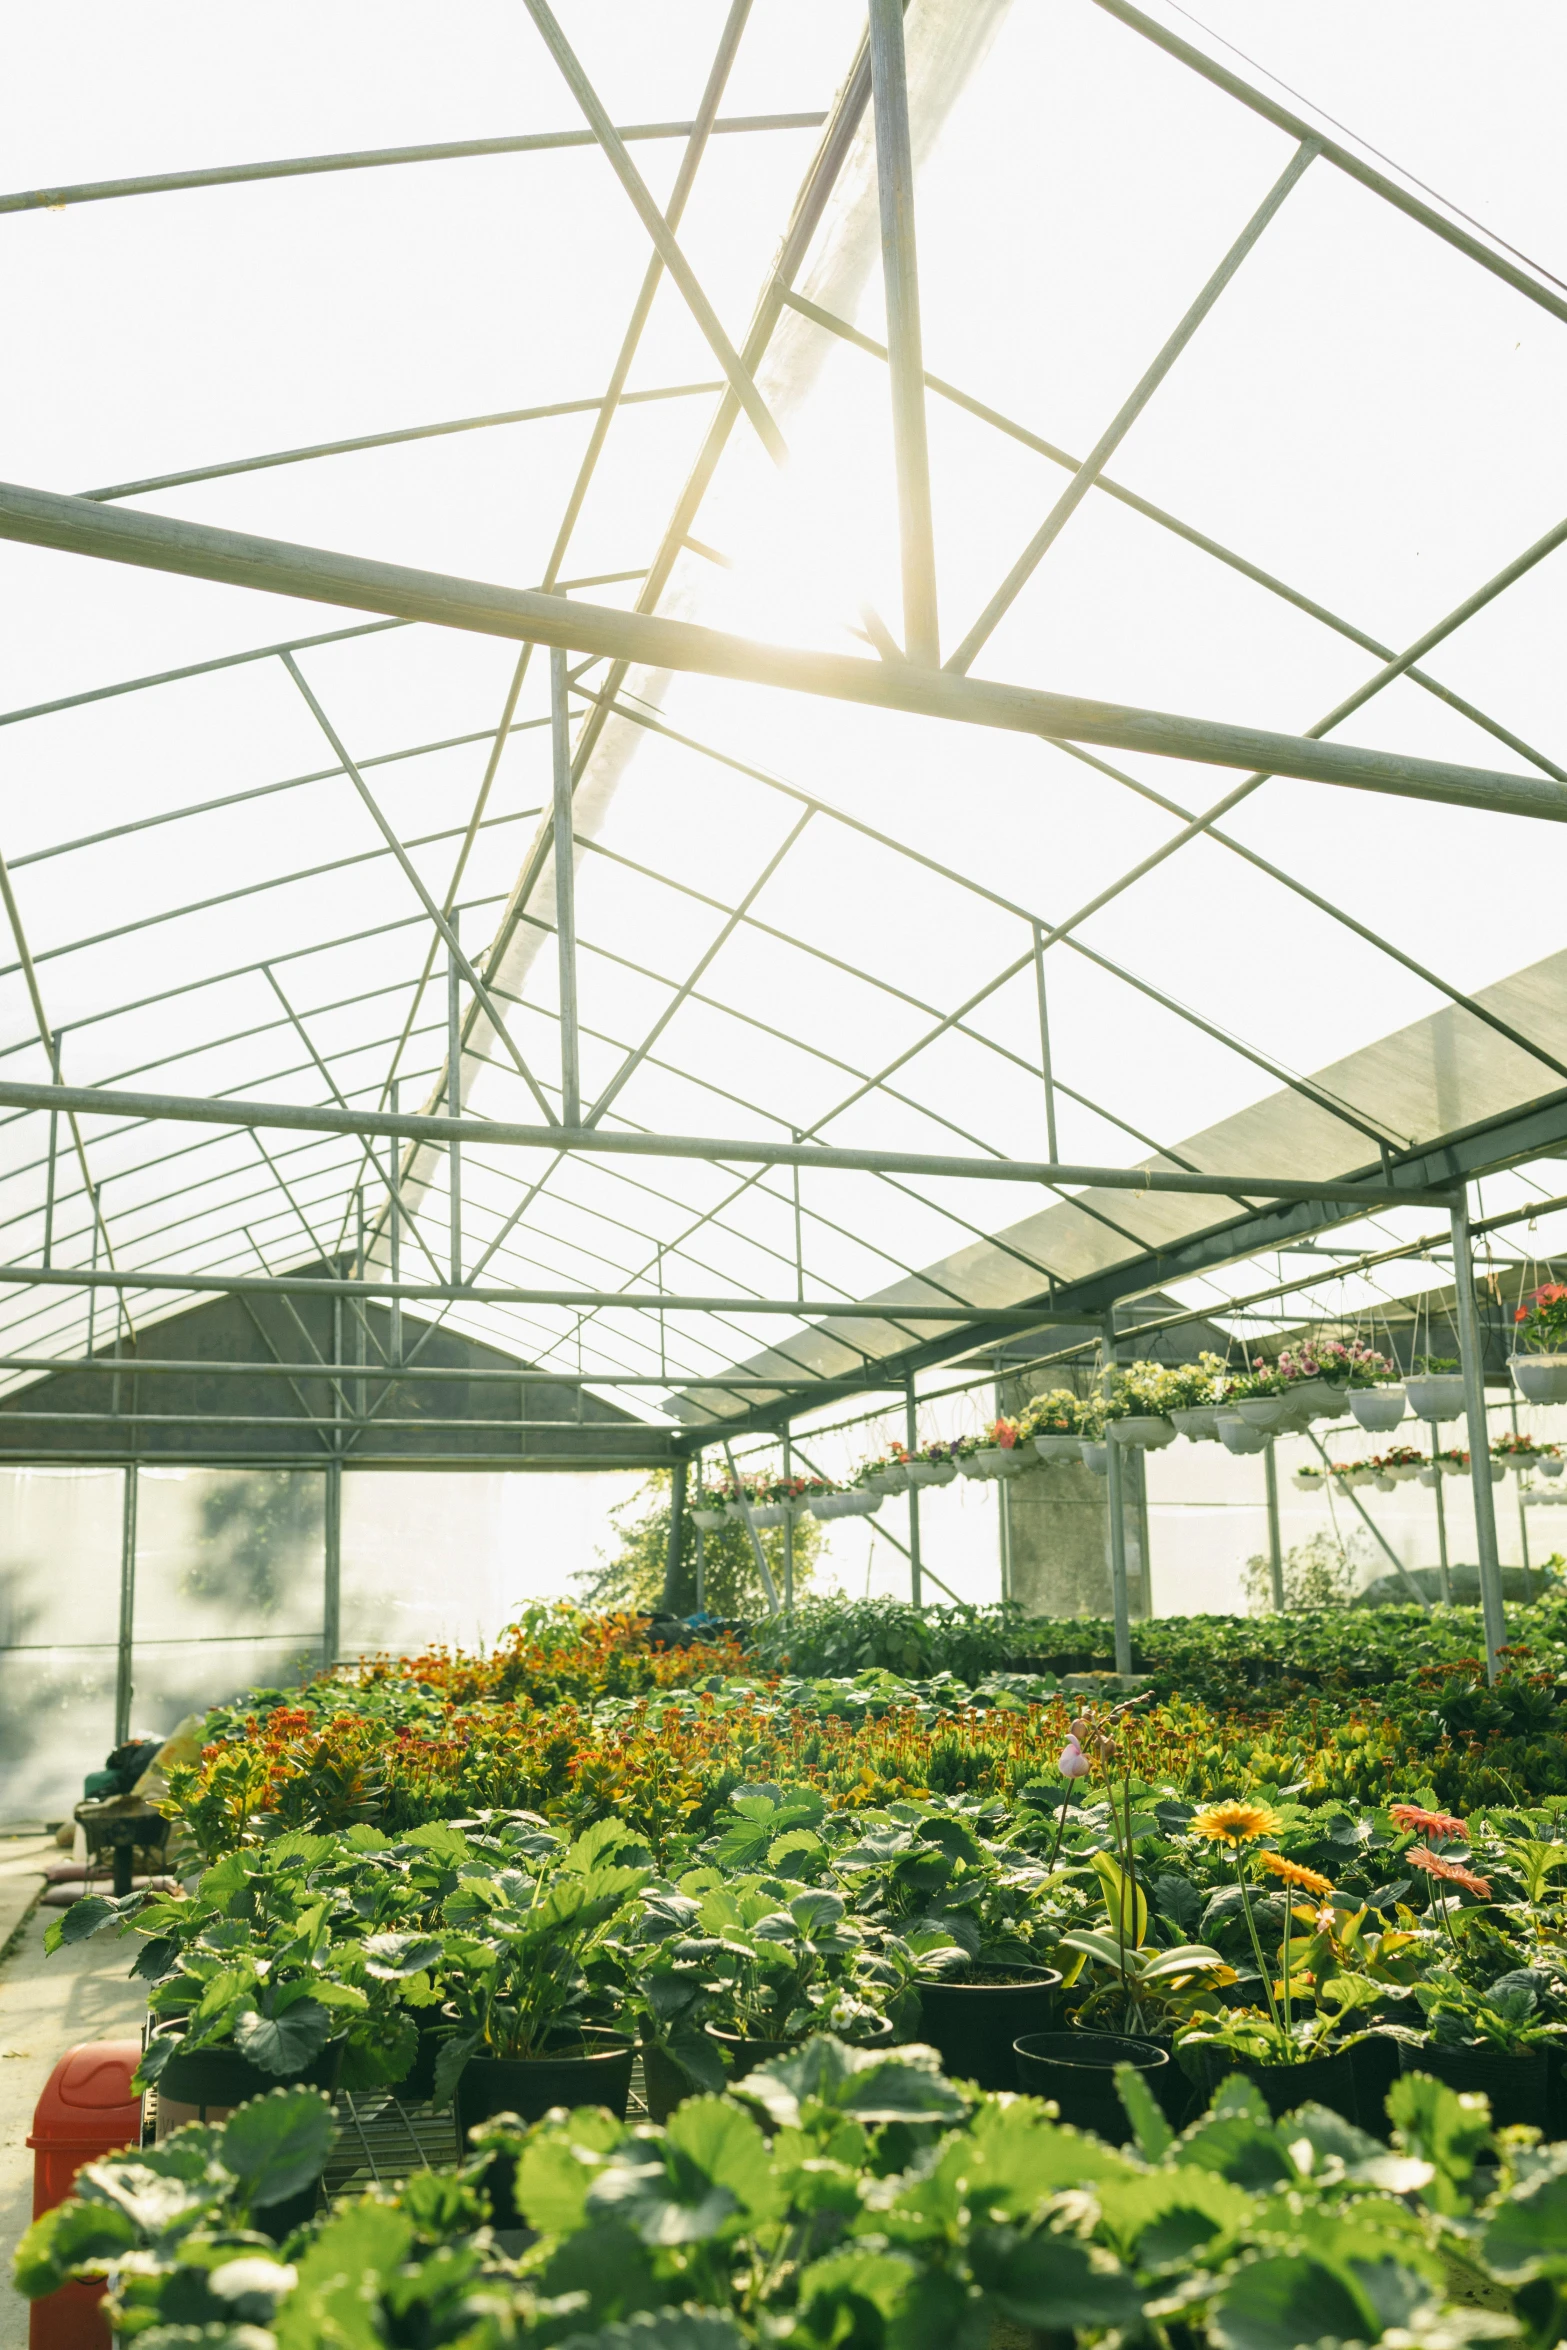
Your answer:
(0, 1836), (147, 2350)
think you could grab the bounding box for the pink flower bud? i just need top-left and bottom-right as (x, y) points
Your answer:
(1058, 1736), (1090, 1780)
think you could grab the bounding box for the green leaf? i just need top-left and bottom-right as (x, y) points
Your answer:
(11, 2198), (138, 2296)
(967, 2224), (1139, 2331)
(1389, 2070), (1491, 2184)
(1095, 2167), (1254, 2267)
(73, 2158), (221, 2240)
(588, 2148), (738, 2247)
(232, 1998), (331, 2077)
(221, 2089), (334, 2208)
(273, 2205), (414, 2350)
(1210, 2255), (1371, 2350)
(1484, 2155), (1567, 2279)
(430, 2030), (479, 2111)
(44, 1895), (119, 1951)
(1116, 2060), (1171, 2160)
(130, 1935), (181, 1982)
(516, 2134), (615, 2235)
(665, 2099), (782, 2223)
(737, 2034), (969, 2129)
(359, 1932), (446, 1982)
(799, 2248), (918, 2323)
(556, 2306), (747, 2350)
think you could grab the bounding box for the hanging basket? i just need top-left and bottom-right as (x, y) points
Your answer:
(1169, 1405), (1220, 1442)
(1032, 1433), (1082, 1461)
(1537, 1452), (1565, 1478)
(748, 1503), (786, 1527)
(1078, 1441), (1109, 1476)
(1418, 1466), (1440, 1488)
(905, 1459), (958, 1487)
(690, 1507), (727, 1531)
(1292, 1470), (1325, 1492)
(1510, 1354), (1567, 1404)
(1234, 1395), (1291, 1431)
(1406, 1373), (1468, 1421)
(1349, 1385), (1407, 1432)
(1284, 1377), (1336, 1424)
(866, 1466), (910, 1494)
(1110, 1415), (1176, 1448)
(1217, 1413), (1269, 1456)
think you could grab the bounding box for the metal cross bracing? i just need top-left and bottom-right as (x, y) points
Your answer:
(1, 2), (1567, 1577)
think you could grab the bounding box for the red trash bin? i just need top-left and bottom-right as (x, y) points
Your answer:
(26, 2042), (143, 2350)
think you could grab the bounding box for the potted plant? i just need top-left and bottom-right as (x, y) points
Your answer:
(905, 1440), (961, 1488)
(1512, 1283), (1567, 1402)
(1106, 1362), (1180, 1449)
(1217, 1411), (1269, 1456)
(970, 1417), (1030, 1477)
(1167, 1352), (1230, 1442)
(1494, 1430), (1545, 1476)
(834, 1802), (1064, 2091)
(1407, 1354), (1468, 1421)
(1292, 1464), (1326, 1492)
(863, 1445), (912, 1494)
(1021, 1388), (1089, 1462)
(1229, 1362), (1294, 1432)
(434, 1819), (649, 2214)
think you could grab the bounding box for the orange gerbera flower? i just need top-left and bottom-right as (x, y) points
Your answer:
(1257, 1849), (1333, 1897)
(1407, 1845), (1492, 1899)
(1389, 1803), (1468, 1842)
(1191, 1798), (1282, 1846)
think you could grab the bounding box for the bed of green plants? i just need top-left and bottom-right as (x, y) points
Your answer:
(17, 2051), (1567, 2350)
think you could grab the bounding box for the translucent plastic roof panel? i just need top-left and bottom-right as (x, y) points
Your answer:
(0, 0), (1566, 1452)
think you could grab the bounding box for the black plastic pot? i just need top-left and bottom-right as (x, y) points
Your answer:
(708, 2015), (893, 2088)
(455, 2030), (635, 2227)
(256, 2181), (324, 2243)
(1191, 2044), (1361, 2128)
(641, 2041), (697, 2124)
(916, 1970), (1063, 2092)
(1398, 2041), (1552, 2131)
(397, 2022), (446, 2104)
(1013, 2031), (1168, 2143)
(157, 2037), (342, 2115)
(1352, 2034), (1403, 2141)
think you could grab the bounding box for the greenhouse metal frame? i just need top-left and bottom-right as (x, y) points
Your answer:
(2, 0), (1566, 1726)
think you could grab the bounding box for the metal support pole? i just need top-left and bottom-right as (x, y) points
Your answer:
(323, 1458), (341, 1667)
(783, 1427), (795, 1612)
(42, 1030), (60, 1269)
(904, 1378), (922, 1606)
(999, 1466), (1013, 1605)
(387, 1079), (402, 1366)
(721, 1437), (779, 1613)
(324, 1288), (342, 1667)
(694, 1450), (706, 1615)
(86, 1181), (99, 1357)
(1428, 1421), (1452, 1604)
(114, 1462), (137, 1746)
(1031, 922), (1059, 1163)
(550, 644), (581, 1124)
(1509, 1393), (1534, 1601)
(791, 1133), (804, 1305)
(1102, 1310), (1132, 1673)
(447, 907), (462, 1285)
(1264, 1436), (1285, 1610)
(1451, 1189), (1507, 1678)
(867, 0), (938, 664)
(661, 1455), (687, 1615)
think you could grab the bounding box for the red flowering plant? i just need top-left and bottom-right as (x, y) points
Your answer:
(1515, 1281), (1567, 1351)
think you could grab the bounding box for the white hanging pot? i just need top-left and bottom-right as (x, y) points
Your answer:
(1169, 1405), (1220, 1442)
(906, 1459), (957, 1487)
(1441, 1458), (1468, 1479)
(691, 1507), (727, 1531)
(1234, 1395), (1291, 1431)
(1406, 1374), (1468, 1421)
(749, 1503), (786, 1527)
(867, 1466), (910, 1494)
(1505, 1454), (1538, 1478)
(1286, 1377), (1336, 1423)
(1217, 1413), (1269, 1456)
(955, 1454), (991, 1479)
(1418, 1467), (1440, 1488)
(1386, 1461), (1423, 1481)
(1347, 1468), (1377, 1489)
(1079, 1441), (1109, 1475)
(1488, 1461), (1506, 1484)
(844, 1490), (882, 1517)
(1372, 1473), (1396, 1492)
(1537, 1452), (1565, 1478)
(1510, 1354), (1567, 1404)
(1350, 1385), (1407, 1432)
(1112, 1414), (1176, 1448)
(969, 1448), (1011, 1479)
(806, 1494), (840, 1520)
(1292, 1470), (1324, 1492)
(1032, 1433), (1083, 1461)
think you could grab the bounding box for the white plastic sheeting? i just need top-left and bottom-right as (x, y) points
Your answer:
(0, 3), (1563, 1432)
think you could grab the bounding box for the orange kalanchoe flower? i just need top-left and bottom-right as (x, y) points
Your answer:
(1407, 1844), (1492, 1899)
(1191, 1798), (1282, 1846)
(1257, 1849), (1333, 1898)
(1389, 1802), (1468, 1842)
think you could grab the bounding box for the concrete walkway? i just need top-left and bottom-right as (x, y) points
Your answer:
(0, 1835), (147, 2350)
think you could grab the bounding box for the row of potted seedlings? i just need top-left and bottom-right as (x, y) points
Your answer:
(53, 1712), (1567, 2166)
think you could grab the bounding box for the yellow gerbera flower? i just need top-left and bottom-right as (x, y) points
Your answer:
(1190, 1798), (1282, 1846)
(1256, 1849), (1333, 1897)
